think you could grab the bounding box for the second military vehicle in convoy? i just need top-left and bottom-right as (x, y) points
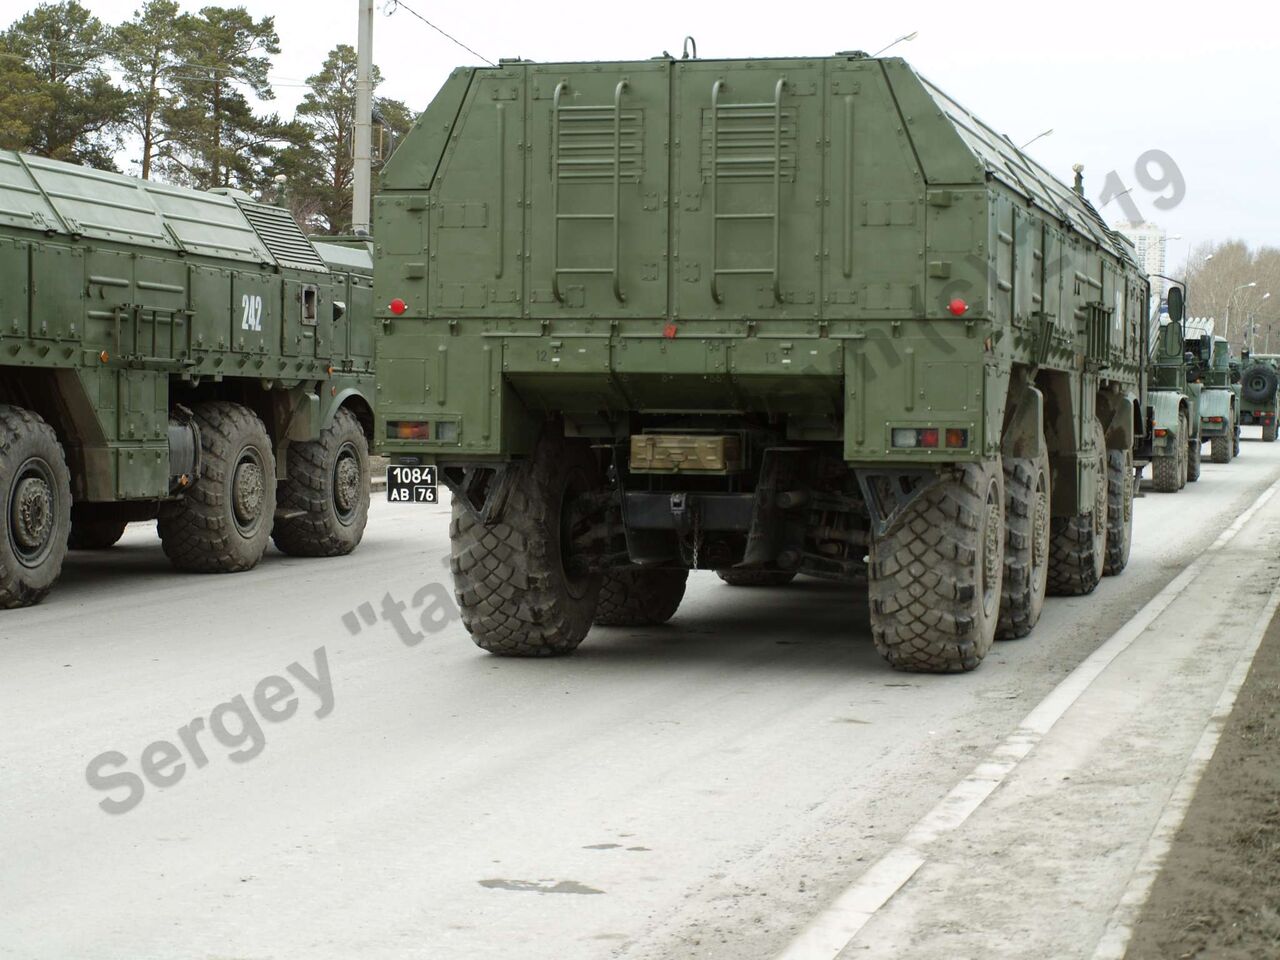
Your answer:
(0, 150), (375, 609)
(1185, 319), (1240, 463)
(1138, 287), (1201, 492)
(374, 52), (1146, 672)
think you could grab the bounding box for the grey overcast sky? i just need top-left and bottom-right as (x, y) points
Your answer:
(67, 0), (1278, 269)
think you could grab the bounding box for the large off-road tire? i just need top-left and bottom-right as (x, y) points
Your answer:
(715, 569), (797, 587)
(594, 567), (688, 626)
(868, 460), (1004, 673)
(158, 401), (275, 573)
(68, 516), (128, 550)
(0, 405), (72, 609)
(1104, 447), (1134, 576)
(1186, 435), (1201, 482)
(997, 447), (1050, 641)
(272, 408), (370, 558)
(1210, 434), (1231, 464)
(1265, 420), (1279, 443)
(450, 433), (603, 656)
(1047, 418), (1107, 597)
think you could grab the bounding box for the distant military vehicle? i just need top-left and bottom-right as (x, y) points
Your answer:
(1238, 351), (1279, 442)
(374, 53), (1146, 673)
(1185, 319), (1239, 463)
(1138, 287), (1201, 492)
(0, 150), (375, 609)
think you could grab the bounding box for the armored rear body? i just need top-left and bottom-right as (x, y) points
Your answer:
(376, 53), (1146, 672)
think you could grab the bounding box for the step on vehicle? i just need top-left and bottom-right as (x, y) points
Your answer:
(375, 52), (1146, 672)
(0, 151), (375, 609)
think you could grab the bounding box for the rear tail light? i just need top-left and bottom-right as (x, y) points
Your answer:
(891, 427), (968, 449)
(1204, 416), (1224, 423)
(1154, 428), (1168, 437)
(387, 420), (432, 440)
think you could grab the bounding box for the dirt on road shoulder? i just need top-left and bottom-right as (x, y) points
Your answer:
(1124, 600), (1280, 960)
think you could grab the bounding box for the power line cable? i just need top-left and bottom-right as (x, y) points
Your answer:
(381, 0), (494, 66)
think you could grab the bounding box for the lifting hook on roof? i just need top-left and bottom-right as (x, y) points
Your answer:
(682, 36), (697, 60)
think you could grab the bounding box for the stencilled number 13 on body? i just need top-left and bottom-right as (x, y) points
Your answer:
(241, 293), (264, 331)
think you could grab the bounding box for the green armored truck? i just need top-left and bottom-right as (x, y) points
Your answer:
(1185, 319), (1239, 463)
(1238, 351), (1279, 442)
(374, 53), (1146, 672)
(1138, 288), (1201, 492)
(0, 151), (376, 609)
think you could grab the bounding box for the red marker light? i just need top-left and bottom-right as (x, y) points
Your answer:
(948, 298), (968, 317)
(663, 322), (678, 339)
(389, 298), (407, 315)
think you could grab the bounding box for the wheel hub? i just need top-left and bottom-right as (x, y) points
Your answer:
(11, 475), (53, 551)
(334, 451), (361, 515)
(233, 458), (265, 527)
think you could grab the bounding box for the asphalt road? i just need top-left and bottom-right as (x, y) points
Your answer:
(3, 432), (1280, 960)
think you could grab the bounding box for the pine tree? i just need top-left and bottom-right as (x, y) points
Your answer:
(277, 44), (415, 233)
(107, 0), (184, 179)
(0, 1), (124, 168)
(158, 6), (296, 192)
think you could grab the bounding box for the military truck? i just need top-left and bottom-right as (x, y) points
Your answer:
(1185, 319), (1239, 463)
(1138, 287), (1201, 492)
(1238, 351), (1279, 442)
(374, 53), (1146, 673)
(0, 150), (375, 609)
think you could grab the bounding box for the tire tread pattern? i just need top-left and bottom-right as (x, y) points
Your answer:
(868, 462), (1000, 673)
(0, 405), (72, 609)
(1210, 435), (1231, 464)
(450, 436), (601, 656)
(1103, 449), (1133, 576)
(998, 453), (1045, 640)
(595, 568), (688, 626)
(1046, 420), (1106, 596)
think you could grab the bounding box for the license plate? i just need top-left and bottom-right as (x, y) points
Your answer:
(387, 465), (438, 503)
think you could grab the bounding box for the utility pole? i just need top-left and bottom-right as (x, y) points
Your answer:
(352, 0), (374, 235)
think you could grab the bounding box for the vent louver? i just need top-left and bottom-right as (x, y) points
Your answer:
(234, 199), (329, 273)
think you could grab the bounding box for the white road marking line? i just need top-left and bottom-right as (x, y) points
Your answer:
(1090, 573), (1280, 959)
(775, 478), (1280, 960)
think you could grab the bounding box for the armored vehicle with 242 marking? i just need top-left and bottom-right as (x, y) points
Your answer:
(0, 150), (376, 609)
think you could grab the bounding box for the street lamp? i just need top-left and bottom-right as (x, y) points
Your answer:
(1248, 292), (1273, 351)
(1224, 281), (1258, 340)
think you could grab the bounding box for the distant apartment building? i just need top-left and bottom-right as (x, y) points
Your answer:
(1115, 221), (1168, 297)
